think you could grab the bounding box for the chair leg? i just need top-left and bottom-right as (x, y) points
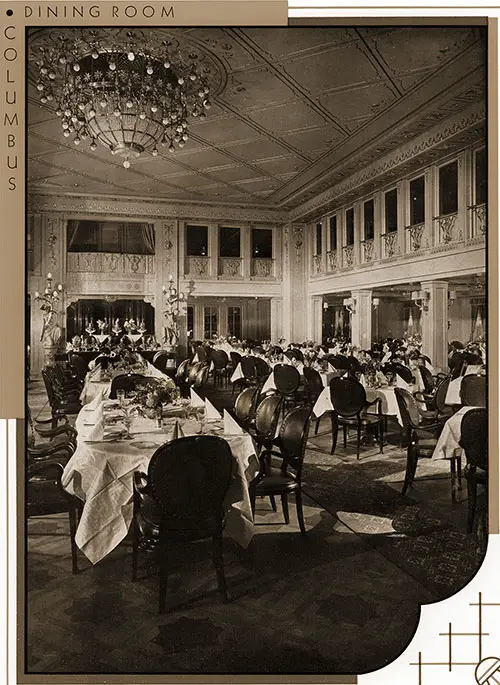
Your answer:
(467, 476), (477, 534)
(356, 421), (361, 460)
(457, 456), (462, 490)
(295, 489), (306, 535)
(402, 443), (419, 496)
(379, 419), (384, 454)
(314, 416), (320, 435)
(212, 532), (228, 602)
(343, 425), (347, 449)
(158, 532), (168, 614)
(131, 506), (139, 582)
(330, 413), (339, 455)
(68, 503), (79, 574)
(281, 494), (289, 524)
(269, 495), (277, 512)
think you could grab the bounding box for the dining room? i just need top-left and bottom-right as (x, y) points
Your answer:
(26, 23), (488, 677)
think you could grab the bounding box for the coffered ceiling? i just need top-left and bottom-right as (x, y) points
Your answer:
(28, 26), (486, 216)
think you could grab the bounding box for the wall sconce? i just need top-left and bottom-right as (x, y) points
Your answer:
(448, 290), (457, 308)
(34, 272), (64, 313)
(411, 290), (429, 312)
(323, 301), (329, 311)
(372, 297), (380, 309)
(343, 296), (356, 314)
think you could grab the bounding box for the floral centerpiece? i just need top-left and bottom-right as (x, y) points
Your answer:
(132, 378), (178, 420)
(112, 318), (122, 335)
(124, 318), (138, 334)
(85, 319), (96, 336)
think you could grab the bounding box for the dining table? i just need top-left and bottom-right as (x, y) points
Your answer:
(62, 401), (260, 565)
(312, 382), (409, 425)
(444, 367), (485, 405)
(431, 405), (479, 461)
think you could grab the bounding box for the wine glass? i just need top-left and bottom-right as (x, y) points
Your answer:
(121, 400), (135, 439)
(117, 389), (125, 406)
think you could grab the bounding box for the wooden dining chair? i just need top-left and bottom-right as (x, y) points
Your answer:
(460, 374), (487, 407)
(131, 435), (233, 612)
(394, 387), (462, 498)
(250, 406), (312, 535)
(459, 408), (488, 535)
(329, 377), (384, 459)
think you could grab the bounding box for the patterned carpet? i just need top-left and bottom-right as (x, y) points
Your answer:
(25, 378), (486, 675)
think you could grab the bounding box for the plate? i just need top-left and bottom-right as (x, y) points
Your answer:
(130, 440), (159, 449)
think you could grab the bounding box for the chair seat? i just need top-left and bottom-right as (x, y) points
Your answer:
(255, 468), (299, 494)
(27, 480), (72, 516)
(338, 413), (382, 425)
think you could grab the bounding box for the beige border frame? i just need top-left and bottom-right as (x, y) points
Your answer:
(0, 6), (495, 685)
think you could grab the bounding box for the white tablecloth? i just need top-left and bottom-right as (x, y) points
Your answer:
(312, 385), (404, 425)
(62, 408), (259, 564)
(445, 377), (462, 405)
(432, 406), (478, 460)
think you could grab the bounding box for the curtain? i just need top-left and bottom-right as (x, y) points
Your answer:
(67, 220), (81, 250)
(141, 224), (156, 254)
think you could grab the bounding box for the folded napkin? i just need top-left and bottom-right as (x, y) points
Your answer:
(205, 398), (222, 420)
(317, 348), (325, 358)
(327, 362), (336, 373)
(382, 352), (391, 364)
(396, 373), (411, 390)
(84, 418), (104, 442)
(83, 406), (103, 426)
(84, 389), (103, 411)
(464, 365), (482, 376)
(164, 420), (185, 443)
(223, 409), (244, 435)
(359, 374), (366, 387)
(190, 387), (205, 408)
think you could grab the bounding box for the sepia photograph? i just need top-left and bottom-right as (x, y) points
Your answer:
(24, 21), (488, 677)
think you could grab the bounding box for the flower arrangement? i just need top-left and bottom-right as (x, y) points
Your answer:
(85, 319), (96, 336)
(96, 319), (108, 333)
(112, 318), (122, 335)
(132, 378), (178, 419)
(123, 319), (138, 333)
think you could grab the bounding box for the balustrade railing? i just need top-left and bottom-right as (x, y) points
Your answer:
(361, 238), (375, 263)
(218, 257), (242, 279)
(381, 231), (399, 258)
(312, 254), (322, 275)
(405, 223), (426, 253)
(251, 258), (275, 279)
(66, 252), (154, 274)
(186, 256), (211, 278)
(343, 244), (355, 267)
(468, 203), (487, 238)
(434, 212), (460, 246)
(327, 249), (338, 271)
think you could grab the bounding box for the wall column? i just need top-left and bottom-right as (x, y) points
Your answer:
(270, 297), (282, 343)
(350, 289), (373, 349)
(282, 223), (307, 344)
(448, 294), (471, 344)
(421, 280), (448, 371)
(310, 296), (323, 343)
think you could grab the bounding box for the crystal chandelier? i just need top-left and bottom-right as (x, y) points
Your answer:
(31, 30), (213, 168)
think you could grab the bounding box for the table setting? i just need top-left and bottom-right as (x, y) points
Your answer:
(62, 383), (259, 565)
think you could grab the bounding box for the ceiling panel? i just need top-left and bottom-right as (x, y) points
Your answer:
(247, 101), (328, 134)
(217, 138), (296, 162)
(241, 27), (354, 60)
(222, 69), (296, 111)
(187, 115), (260, 145)
(282, 43), (384, 95)
(320, 82), (398, 124)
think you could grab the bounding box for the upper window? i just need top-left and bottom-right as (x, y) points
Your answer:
(439, 161), (458, 216)
(67, 220), (155, 254)
(329, 215), (337, 251)
(345, 208), (354, 245)
(410, 176), (425, 225)
(186, 225), (208, 256)
(475, 148), (487, 205)
(251, 228), (273, 259)
(219, 227), (240, 258)
(363, 199), (374, 240)
(384, 188), (398, 233)
(315, 222), (323, 255)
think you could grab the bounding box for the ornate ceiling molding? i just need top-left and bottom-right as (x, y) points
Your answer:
(28, 193), (288, 224)
(289, 102), (485, 223)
